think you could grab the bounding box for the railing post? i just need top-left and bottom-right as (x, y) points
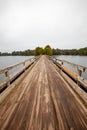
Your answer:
(5, 70), (10, 86)
(60, 61), (63, 73)
(23, 62), (26, 71)
(78, 69), (82, 77)
(77, 69), (82, 86)
(23, 62), (25, 66)
(61, 61), (63, 65)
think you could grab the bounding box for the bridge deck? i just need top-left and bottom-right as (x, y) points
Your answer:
(0, 55), (87, 130)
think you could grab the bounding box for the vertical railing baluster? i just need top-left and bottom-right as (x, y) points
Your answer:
(78, 69), (82, 77)
(5, 69), (10, 87)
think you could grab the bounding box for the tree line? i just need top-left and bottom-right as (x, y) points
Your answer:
(52, 47), (87, 55)
(0, 46), (87, 56)
(0, 49), (34, 56)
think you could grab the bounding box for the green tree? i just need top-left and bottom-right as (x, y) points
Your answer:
(78, 47), (87, 55)
(44, 45), (52, 56)
(35, 47), (43, 56)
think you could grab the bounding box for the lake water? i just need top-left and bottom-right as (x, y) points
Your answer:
(0, 55), (87, 79)
(0, 56), (34, 69)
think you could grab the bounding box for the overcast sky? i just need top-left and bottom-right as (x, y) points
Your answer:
(0, 0), (87, 52)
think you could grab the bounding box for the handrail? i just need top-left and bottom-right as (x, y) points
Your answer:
(0, 57), (36, 92)
(51, 57), (87, 91)
(52, 58), (87, 76)
(0, 57), (35, 74)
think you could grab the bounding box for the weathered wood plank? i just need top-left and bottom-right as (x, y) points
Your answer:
(0, 55), (87, 130)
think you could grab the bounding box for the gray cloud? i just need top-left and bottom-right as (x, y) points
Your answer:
(0, 0), (87, 52)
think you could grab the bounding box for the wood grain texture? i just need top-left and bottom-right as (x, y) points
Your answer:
(0, 55), (87, 130)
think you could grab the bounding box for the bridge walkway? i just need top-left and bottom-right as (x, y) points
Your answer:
(0, 55), (87, 130)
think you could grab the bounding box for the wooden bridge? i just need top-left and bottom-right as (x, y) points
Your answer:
(0, 55), (87, 130)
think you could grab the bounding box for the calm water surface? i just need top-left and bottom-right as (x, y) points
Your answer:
(55, 55), (87, 67)
(0, 56), (34, 69)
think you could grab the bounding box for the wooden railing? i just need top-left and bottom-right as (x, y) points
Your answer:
(51, 57), (87, 91)
(0, 57), (36, 92)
